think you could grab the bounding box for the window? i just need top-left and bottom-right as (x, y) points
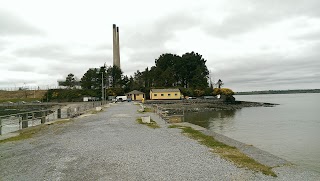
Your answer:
(168, 94), (171, 96)
(161, 94), (164, 96)
(154, 94), (157, 96)
(175, 93), (178, 96)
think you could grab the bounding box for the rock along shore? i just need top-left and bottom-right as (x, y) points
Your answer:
(146, 99), (276, 113)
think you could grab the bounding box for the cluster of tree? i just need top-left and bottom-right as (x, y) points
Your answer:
(134, 52), (209, 89)
(52, 51), (215, 101)
(130, 52), (213, 97)
(53, 65), (125, 101)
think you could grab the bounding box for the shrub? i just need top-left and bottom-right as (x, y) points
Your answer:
(213, 88), (234, 96)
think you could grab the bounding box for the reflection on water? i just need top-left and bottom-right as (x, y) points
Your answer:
(184, 93), (320, 173)
(185, 110), (236, 130)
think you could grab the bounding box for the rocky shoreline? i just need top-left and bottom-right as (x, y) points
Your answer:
(145, 99), (277, 112)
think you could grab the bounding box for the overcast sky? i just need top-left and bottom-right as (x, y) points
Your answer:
(1, 0), (320, 91)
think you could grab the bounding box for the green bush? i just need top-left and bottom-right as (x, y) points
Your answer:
(213, 88), (234, 96)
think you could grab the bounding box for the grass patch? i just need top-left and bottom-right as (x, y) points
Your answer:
(0, 98), (40, 103)
(0, 119), (73, 143)
(170, 125), (277, 177)
(137, 118), (160, 129)
(0, 125), (47, 143)
(143, 107), (153, 112)
(168, 124), (183, 129)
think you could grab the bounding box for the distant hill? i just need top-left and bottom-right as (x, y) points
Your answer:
(0, 90), (47, 102)
(235, 89), (320, 95)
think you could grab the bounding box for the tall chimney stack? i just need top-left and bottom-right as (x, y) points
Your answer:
(112, 24), (120, 68)
(116, 27), (120, 68)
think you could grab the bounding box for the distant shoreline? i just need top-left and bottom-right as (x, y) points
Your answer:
(236, 89), (320, 95)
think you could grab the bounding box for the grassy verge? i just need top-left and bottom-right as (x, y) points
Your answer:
(168, 125), (277, 177)
(0, 119), (72, 143)
(137, 118), (160, 129)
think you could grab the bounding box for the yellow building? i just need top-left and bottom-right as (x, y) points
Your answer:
(126, 90), (145, 101)
(150, 89), (181, 100)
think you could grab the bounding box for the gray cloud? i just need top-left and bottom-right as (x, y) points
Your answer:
(67, 52), (112, 64)
(123, 12), (197, 49)
(293, 31), (320, 42)
(122, 48), (167, 75)
(204, 0), (320, 38)
(0, 39), (8, 51)
(8, 42), (113, 82)
(14, 44), (68, 59)
(1, 1), (320, 91)
(13, 43), (112, 63)
(214, 50), (320, 91)
(7, 63), (35, 73)
(255, 0), (320, 17)
(95, 44), (112, 51)
(0, 9), (44, 36)
(121, 12), (198, 75)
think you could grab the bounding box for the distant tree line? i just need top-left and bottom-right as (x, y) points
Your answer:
(235, 89), (320, 95)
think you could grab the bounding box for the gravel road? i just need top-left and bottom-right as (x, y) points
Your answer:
(0, 102), (319, 180)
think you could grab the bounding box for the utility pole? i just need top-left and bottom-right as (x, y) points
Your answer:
(46, 85), (49, 102)
(102, 72), (104, 101)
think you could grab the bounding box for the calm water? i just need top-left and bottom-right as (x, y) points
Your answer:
(184, 93), (320, 172)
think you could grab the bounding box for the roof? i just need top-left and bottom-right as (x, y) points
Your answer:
(150, 89), (180, 93)
(126, 90), (145, 94)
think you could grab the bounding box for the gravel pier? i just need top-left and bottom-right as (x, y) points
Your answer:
(0, 102), (319, 180)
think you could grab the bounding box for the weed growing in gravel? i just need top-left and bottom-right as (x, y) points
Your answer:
(137, 118), (160, 129)
(169, 125), (277, 177)
(143, 107), (153, 112)
(137, 107), (153, 113)
(168, 125), (183, 129)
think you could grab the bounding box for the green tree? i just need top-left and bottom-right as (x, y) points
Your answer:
(81, 68), (100, 90)
(181, 52), (209, 89)
(65, 73), (76, 89)
(106, 65), (123, 88)
(128, 51), (210, 95)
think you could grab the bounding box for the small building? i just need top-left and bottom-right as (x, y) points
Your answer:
(126, 90), (145, 101)
(150, 89), (181, 100)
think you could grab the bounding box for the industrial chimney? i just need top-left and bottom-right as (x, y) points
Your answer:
(113, 24), (120, 68)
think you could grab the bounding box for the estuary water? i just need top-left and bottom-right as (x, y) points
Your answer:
(184, 93), (320, 172)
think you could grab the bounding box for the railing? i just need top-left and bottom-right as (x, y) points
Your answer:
(152, 104), (185, 123)
(0, 101), (107, 135)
